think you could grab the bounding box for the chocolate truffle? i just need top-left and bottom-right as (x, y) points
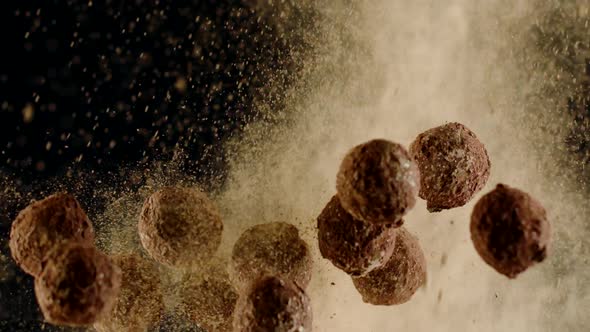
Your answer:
(231, 222), (312, 289)
(317, 195), (398, 276)
(470, 184), (551, 278)
(179, 262), (239, 332)
(336, 139), (420, 225)
(94, 254), (164, 332)
(410, 122), (491, 212)
(138, 186), (223, 268)
(9, 193), (95, 277)
(34, 242), (121, 326)
(233, 275), (312, 332)
(352, 227), (426, 305)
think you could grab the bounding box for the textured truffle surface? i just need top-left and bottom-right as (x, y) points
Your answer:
(9, 193), (95, 277)
(410, 122), (491, 212)
(34, 243), (121, 326)
(138, 186), (223, 268)
(317, 195), (398, 276)
(179, 262), (239, 332)
(352, 227), (426, 306)
(232, 275), (312, 332)
(336, 139), (420, 225)
(94, 254), (164, 332)
(231, 222), (312, 290)
(470, 184), (551, 278)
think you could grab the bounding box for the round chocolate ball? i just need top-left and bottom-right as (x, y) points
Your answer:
(34, 242), (121, 326)
(336, 139), (420, 225)
(138, 186), (223, 268)
(231, 222), (312, 289)
(233, 275), (312, 332)
(9, 193), (95, 277)
(317, 195), (398, 276)
(470, 184), (551, 278)
(94, 254), (164, 332)
(352, 227), (427, 306)
(179, 262), (239, 332)
(410, 122), (491, 212)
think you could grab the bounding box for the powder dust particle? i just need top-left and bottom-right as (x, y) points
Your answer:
(232, 275), (312, 332)
(9, 192), (95, 277)
(336, 139), (420, 225)
(410, 122), (491, 212)
(230, 222), (312, 290)
(352, 227), (427, 306)
(317, 195), (397, 277)
(470, 183), (551, 279)
(34, 242), (121, 327)
(138, 186), (223, 268)
(93, 253), (164, 332)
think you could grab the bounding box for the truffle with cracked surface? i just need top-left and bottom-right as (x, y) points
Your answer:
(336, 139), (420, 225)
(352, 227), (426, 306)
(232, 275), (312, 332)
(231, 222), (312, 290)
(470, 184), (551, 278)
(34, 242), (121, 327)
(138, 186), (223, 268)
(93, 253), (164, 332)
(178, 261), (239, 332)
(410, 122), (491, 212)
(317, 195), (398, 276)
(9, 193), (95, 277)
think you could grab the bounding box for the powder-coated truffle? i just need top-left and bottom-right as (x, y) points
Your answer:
(94, 254), (164, 332)
(231, 222), (312, 290)
(9, 193), (95, 277)
(179, 262), (239, 332)
(138, 186), (223, 268)
(352, 227), (426, 306)
(336, 139), (420, 225)
(34, 242), (121, 326)
(317, 195), (398, 276)
(410, 122), (491, 212)
(232, 275), (312, 332)
(470, 184), (551, 278)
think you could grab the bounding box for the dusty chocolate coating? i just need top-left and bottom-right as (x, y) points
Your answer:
(94, 254), (164, 332)
(179, 262), (239, 332)
(9, 193), (95, 277)
(34, 242), (121, 326)
(352, 227), (426, 306)
(410, 122), (491, 212)
(317, 195), (398, 276)
(138, 186), (223, 268)
(231, 222), (312, 290)
(233, 275), (312, 332)
(470, 184), (551, 278)
(336, 139), (420, 225)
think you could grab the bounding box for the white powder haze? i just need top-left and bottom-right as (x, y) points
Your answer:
(218, 0), (589, 331)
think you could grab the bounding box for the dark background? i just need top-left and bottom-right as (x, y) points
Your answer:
(0, 0), (312, 330)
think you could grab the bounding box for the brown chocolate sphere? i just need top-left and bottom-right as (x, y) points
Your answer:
(231, 222), (312, 290)
(179, 262), (239, 332)
(233, 275), (312, 332)
(94, 254), (164, 332)
(34, 242), (121, 326)
(9, 193), (95, 277)
(336, 139), (420, 225)
(470, 184), (551, 278)
(352, 227), (426, 306)
(317, 195), (398, 276)
(138, 186), (223, 268)
(410, 122), (491, 212)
